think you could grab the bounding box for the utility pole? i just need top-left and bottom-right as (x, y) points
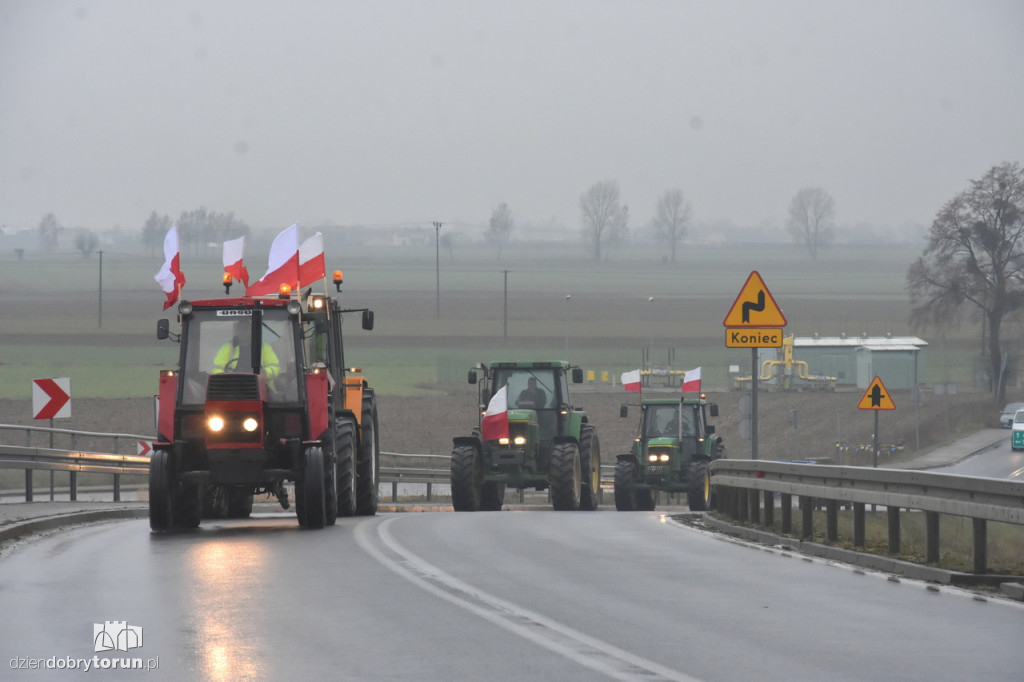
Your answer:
(503, 270), (508, 343)
(432, 221), (442, 318)
(98, 250), (103, 328)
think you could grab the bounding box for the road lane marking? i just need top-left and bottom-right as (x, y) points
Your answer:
(354, 516), (701, 682)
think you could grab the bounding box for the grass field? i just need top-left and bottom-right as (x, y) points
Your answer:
(0, 239), (1010, 400)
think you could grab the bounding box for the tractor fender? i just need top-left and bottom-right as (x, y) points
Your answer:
(616, 452), (638, 464)
(453, 435), (482, 449)
(552, 435), (579, 448)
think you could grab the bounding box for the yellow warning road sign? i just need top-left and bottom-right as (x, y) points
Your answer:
(723, 271), (787, 328)
(858, 376), (895, 410)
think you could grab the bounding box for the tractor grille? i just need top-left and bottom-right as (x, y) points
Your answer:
(207, 374), (260, 401)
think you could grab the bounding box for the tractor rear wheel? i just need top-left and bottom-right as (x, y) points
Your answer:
(549, 442), (581, 511)
(227, 489), (254, 518)
(300, 446), (326, 529)
(481, 482), (505, 511)
(356, 390), (380, 516)
(687, 460), (710, 511)
(578, 425), (601, 511)
(334, 418), (358, 517)
(636, 485), (656, 511)
(149, 450), (173, 531)
(451, 443), (483, 511)
(324, 449), (338, 527)
(613, 459), (637, 511)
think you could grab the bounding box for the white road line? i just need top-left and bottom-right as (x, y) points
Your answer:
(354, 516), (701, 682)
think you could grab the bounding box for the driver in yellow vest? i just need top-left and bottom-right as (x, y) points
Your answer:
(212, 320), (281, 382)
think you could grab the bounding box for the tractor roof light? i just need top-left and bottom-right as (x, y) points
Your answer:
(278, 283), (292, 299)
(308, 295), (327, 312)
(223, 272), (233, 294)
(333, 270), (343, 292)
(178, 300), (193, 317)
(286, 300), (302, 316)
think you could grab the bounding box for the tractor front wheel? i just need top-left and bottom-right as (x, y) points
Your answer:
(300, 446), (326, 529)
(549, 442), (581, 511)
(613, 459), (637, 512)
(687, 460), (711, 511)
(149, 450), (173, 531)
(481, 482), (505, 511)
(334, 418), (358, 517)
(451, 443), (484, 511)
(356, 390), (380, 516)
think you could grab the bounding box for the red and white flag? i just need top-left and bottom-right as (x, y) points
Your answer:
(480, 385), (510, 441)
(298, 231), (326, 287)
(222, 236), (249, 286)
(621, 369), (642, 393)
(154, 225), (186, 310)
(681, 367), (702, 393)
(246, 224), (300, 296)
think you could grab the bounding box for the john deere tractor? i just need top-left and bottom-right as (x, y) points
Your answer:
(151, 283), (379, 532)
(451, 361), (601, 511)
(615, 395), (724, 511)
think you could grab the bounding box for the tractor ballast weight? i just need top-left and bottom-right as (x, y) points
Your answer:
(450, 360), (601, 511)
(614, 395), (724, 512)
(150, 290), (379, 532)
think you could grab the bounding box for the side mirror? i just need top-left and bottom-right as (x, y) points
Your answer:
(571, 368), (584, 384)
(619, 404), (628, 418)
(362, 310), (374, 330)
(709, 404), (719, 418)
(468, 370), (478, 385)
(156, 319), (169, 340)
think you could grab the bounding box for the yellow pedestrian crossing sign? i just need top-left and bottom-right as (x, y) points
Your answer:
(723, 270), (787, 328)
(858, 376), (895, 410)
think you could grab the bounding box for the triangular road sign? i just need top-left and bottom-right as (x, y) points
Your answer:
(723, 271), (787, 327)
(858, 376), (895, 410)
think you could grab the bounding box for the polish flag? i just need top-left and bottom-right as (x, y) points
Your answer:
(681, 367), (702, 393)
(621, 369), (642, 393)
(480, 385), (509, 441)
(154, 225), (186, 310)
(246, 224), (300, 296)
(222, 236), (249, 286)
(298, 232), (326, 287)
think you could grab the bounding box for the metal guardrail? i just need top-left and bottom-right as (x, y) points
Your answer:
(709, 459), (1024, 575)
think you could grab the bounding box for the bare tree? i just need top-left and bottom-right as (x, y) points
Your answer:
(38, 213), (61, 250)
(142, 211), (172, 255)
(580, 180), (628, 261)
(74, 229), (99, 257)
(652, 188), (692, 263)
(907, 161), (1024, 403)
(485, 202), (514, 258)
(786, 187), (835, 259)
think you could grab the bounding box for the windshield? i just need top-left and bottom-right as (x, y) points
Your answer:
(179, 309), (300, 405)
(493, 368), (559, 410)
(644, 403), (696, 438)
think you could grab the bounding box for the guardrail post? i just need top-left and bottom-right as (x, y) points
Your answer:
(748, 490), (760, 525)
(426, 483), (433, 501)
(781, 493), (792, 533)
(70, 471), (78, 501)
(925, 511), (939, 563)
(519, 488), (525, 503)
(853, 503), (866, 548)
(113, 474), (122, 502)
(972, 518), (988, 574)
(763, 490), (774, 529)
(737, 487), (748, 521)
(887, 507), (901, 554)
(391, 482), (398, 502)
(799, 496), (812, 540)
(826, 499), (838, 542)
(25, 469), (33, 502)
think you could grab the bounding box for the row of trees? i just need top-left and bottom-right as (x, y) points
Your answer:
(141, 208), (251, 256)
(484, 182), (837, 263)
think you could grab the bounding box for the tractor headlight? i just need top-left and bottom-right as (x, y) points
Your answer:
(660, 453), (670, 462)
(208, 415), (225, 432)
(513, 435), (526, 446)
(242, 417), (259, 432)
(498, 437), (509, 445)
(648, 453), (658, 462)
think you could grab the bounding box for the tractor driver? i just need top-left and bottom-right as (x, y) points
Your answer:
(517, 377), (548, 408)
(212, 319), (281, 383)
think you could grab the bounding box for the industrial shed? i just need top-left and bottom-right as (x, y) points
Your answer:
(788, 335), (927, 390)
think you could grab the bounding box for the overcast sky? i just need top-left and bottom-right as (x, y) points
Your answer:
(1, 0), (1022, 236)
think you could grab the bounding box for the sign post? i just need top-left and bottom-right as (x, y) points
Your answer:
(858, 375), (896, 467)
(724, 271), (786, 459)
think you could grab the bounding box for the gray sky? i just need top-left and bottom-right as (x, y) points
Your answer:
(1, 0), (1022, 235)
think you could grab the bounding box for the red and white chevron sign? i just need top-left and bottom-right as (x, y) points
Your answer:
(33, 377), (71, 419)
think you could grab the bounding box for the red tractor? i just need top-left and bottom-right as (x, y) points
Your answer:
(151, 284), (378, 531)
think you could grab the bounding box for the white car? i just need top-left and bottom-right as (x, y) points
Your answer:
(1000, 402), (1024, 428)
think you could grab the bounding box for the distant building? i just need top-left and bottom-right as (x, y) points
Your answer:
(755, 334), (927, 390)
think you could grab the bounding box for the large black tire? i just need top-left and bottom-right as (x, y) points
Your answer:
(227, 489), (254, 519)
(324, 447), (338, 527)
(687, 460), (710, 511)
(549, 442), (581, 511)
(149, 450), (173, 531)
(300, 446), (326, 529)
(177, 478), (202, 529)
(481, 482), (505, 511)
(356, 391), (380, 516)
(636, 485), (656, 512)
(578, 425), (601, 511)
(334, 418), (358, 518)
(451, 443), (483, 511)
(202, 486), (228, 519)
(613, 458), (637, 511)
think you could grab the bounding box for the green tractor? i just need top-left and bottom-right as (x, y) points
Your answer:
(615, 395), (724, 512)
(451, 361), (601, 511)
